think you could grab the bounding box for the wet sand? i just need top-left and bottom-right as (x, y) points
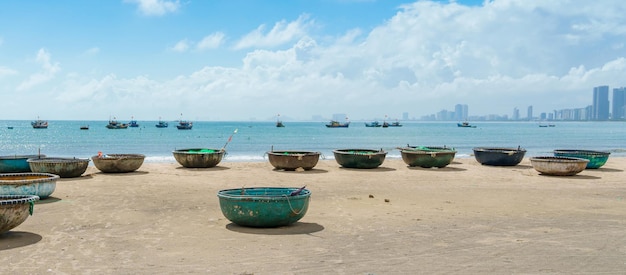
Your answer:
(2, 158), (626, 274)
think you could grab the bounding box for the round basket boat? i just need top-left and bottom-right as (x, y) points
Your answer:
(217, 187), (311, 228)
(530, 156), (589, 176)
(92, 154), (145, 173)
(332, 149), (387, 169)
(473, 147), (526, 166)
(0, 195), (40, 234)
(0, 154), (46, 173)
(266, 151), (321, 171)
(172, 148), (224, 168)
(27, 157), (90, 178)
(0, 173), (59, 199)
(553, 149), (610, 169)
(400, 146), (457, 168)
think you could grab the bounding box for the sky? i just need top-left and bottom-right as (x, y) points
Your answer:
(1, 0), (626, 121)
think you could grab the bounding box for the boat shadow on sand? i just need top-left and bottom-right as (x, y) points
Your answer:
(34, 196), (62, 205)
(406, 166), (467, 172)
(92, 171), (150, 177)
(174, 166), (230, 171)
(0, 231), (43, 251)
(271, 168), (329, 174)
(225, 222), (324, 235)
(338, 167), (396, 172)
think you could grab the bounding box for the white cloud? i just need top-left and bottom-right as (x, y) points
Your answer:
(197, 32), (225, 50)
(7, 1), (626, 120)
(85, 47), (100, 55)
(234, 14), (313, 50)
(16, 48), (61, 91)
(171, 39), (190, 52)
(0, 66), (18, 78)
(125, 0), (180, 16)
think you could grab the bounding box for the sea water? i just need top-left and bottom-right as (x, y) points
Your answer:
(0, 120), (625, 163)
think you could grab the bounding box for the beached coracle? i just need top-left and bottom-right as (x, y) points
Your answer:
(530, 156), (589, 176)
(0, 173), (59, 199)
(473, 147), (526, 166)
(266, 151), (321, 171)
(400, 146), (457, 168)
(92, 153), (145, 173)
(0, 195), (40, 234)
(333, 149), (387, 169)
(217, 187), (311, 228)
(27, 157), (90, 178)
(172, 148), (224, 168)
(553, 149), (610, 169)
(0, 154), (46, 173)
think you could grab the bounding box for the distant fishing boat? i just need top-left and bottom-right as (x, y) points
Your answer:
(457, 121), (476, 128)
(365, 121), (382, 127)
(31, 118), (48, 129)
(388, 121), (402, 127)
(176, 114), (192, 130)
(276, 114), (285, 127)
(128, 117), (139, 127)
(326, 120), (350, 128)
(106, 118), (128, 129)
(177, 121), (193, 130)
(156, 118), (168, 128)
(80, 125), (89, 130)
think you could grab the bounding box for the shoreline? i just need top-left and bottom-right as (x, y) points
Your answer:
(3, 158), (626, 274)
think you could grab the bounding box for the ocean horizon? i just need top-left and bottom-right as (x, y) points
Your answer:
(1, 120), (625, 164)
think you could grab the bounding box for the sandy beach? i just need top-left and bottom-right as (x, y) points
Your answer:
(2, 158), (626, 274)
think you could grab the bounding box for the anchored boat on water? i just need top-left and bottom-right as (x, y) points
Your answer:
(31, 119), (48, 129)
(106, 118), (128, 129)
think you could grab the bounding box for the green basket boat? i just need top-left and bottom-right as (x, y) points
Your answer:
(553, 149), (610, 169)
(400, 146), (457, 168)
(332, 149), (387, 169)
(217, 187), (311, 228)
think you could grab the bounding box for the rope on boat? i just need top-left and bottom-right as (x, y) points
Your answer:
(282, 194), (306, 215)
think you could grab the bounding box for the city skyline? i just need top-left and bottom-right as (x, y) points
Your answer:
(2, 1), (626, 121)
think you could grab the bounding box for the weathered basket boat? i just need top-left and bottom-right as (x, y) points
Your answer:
(529, 156), (589, 176)
(92, 154), (145, 173)
(0, 195), (40, 234)
(172, 148), (224, 168)
(217, 187), (311, 228)
(0, 154), (46, 173)
(0, 173), (59, 199)
(400, 146), (457, 168)
(27, 157), (90, 178)
(473, 147), (526, 166)
(266, 151), (321, 171)
(332, 149), (387, 169)
(553, 149), (610, 169)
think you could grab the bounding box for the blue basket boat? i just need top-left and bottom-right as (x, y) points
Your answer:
(553, 149), (610, 169)
(0, 155), (46, 173)
(217, 187), (311, 228)
(0, 173), (59, 199)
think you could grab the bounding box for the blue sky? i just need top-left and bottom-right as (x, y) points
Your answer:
(1, 0), (625, 121)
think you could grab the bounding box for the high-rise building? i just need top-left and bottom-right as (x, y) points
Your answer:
(593, 86), (610, 120)
(527, 105), (533, 120)
(512, 107), (520, 120)
(454, 104), (468, 121)
(612, 87), (626, 120)
(402, 112), (409, 120)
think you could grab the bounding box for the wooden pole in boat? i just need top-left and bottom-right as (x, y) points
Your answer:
(221, 129), (238, 152)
